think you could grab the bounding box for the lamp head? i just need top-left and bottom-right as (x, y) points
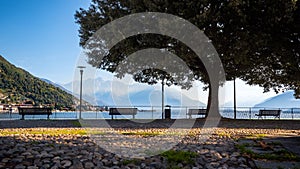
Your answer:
(77, 66), (86, 69)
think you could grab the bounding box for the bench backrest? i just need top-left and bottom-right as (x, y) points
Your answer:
(18, 107), (52, 115)
(188, 109), (207, 115)
(109, 108), (138, 115)
(259, 110), (281, 116)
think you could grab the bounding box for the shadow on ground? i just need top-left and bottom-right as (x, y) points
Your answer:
(0, 118), (300, 130)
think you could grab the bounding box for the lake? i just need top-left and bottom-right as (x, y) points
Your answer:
(1, 107), (299, 120)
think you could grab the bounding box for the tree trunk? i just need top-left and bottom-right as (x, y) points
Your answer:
(205, 85), (211, 118)
(206, 83), (221, 119)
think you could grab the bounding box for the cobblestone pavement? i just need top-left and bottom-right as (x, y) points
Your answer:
(0, 119), (299, 169)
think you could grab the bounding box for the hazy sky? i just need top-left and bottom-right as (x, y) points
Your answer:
(0, 0), (278, 106)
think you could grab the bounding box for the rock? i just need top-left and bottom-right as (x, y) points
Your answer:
(150, 162), (161, 168)
(79, 158), (88, 163)
(230, 157), (237, 162)
(231, 152), (240, 157)
(21, 152), (32, 156)
(41, 164), (50, 169)
(102, 158), (112, 166)
(61, 160), (72, 167)
(216, 146), (226, 152)
(205, 163), (216, 169)
(33, 159), (43, 166)
(210, 162), (220, 168)
(84, 162), (95, 169)
(238, 157), (247, 164)
(27, 166), (38, 169)
(239, 164), (249, 168)
(95, 161), (104, 167)
(132, 156), (145, 160)
(14, 164), (26, 169)
(198, 149), (210, 155)
(141, 163), (146, 168)
(112, 160), (119, 165)
(11, 158), (23, 163)
(177, 163), (183, 168)
(70, 159), (84, 169)
(42, 159), (51, 164)
(211, 151), (223, 160)
(22, 161), (32, 166)
(50, 165), (59, 169)
(2, 158), (10, 163)
(248, 160), (256, 168)
(221, 157), (229, 164)
(221, 164), (229, 169)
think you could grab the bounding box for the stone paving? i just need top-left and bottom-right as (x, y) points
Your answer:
(0, 119), (299, 169)
(236, 134), (300, 169)
(0, 128), (255, 169)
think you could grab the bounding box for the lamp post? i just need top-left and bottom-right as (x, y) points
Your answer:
(233, 78), (237, 120)
(77, 66), (86, 119)
(161, 79), (165, 119)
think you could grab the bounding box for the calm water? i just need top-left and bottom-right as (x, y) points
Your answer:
(1, 107), (300, 120)
(0, 110), (188, 120)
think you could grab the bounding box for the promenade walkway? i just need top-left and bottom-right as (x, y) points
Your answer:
(0, 119), (299, 168)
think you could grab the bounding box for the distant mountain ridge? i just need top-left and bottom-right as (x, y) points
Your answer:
(40, 78), (72, 94)
(254, 91), (300, 108)
(0, 55), (74, 109)
(64, 77), (206, 107)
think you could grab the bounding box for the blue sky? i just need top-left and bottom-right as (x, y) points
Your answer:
(0, 0), (279, 106)
(0, 0), (90, 83)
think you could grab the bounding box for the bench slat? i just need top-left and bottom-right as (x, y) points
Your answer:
(256, 109), (281, 119)
(187, 109), (207, 118)
(18, 107), (52, 120)
(109, 108), (138, 119)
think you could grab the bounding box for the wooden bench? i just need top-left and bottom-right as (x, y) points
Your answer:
(187, 109), (207, 118)
(109, 108), (138, 119)
(255, 109), (281, 119)
(18, 107), (52, 120)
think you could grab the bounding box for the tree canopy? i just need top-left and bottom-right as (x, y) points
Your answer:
(75, 0), (300, 97)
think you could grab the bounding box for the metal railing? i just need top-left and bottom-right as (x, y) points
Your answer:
(0, 106), (299, 120)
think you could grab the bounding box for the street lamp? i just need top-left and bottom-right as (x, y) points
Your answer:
(233, 78), (237, 120)
(77, 66), (86, 119)
(161, 79), (165, 119)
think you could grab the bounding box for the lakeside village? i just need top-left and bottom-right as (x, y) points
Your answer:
(0, 100), (105, 113)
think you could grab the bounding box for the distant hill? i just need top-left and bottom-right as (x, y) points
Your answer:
(0, 55), (74, 109)
(254, 91), (300, 108)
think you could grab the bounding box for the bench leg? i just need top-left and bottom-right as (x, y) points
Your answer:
(47, 114), (50, 120)
(111, 115), (114, 120)
(133, 114), (135, 119)
(21, 114), (24, 120)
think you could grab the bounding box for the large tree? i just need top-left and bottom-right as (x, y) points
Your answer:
(75, 0), (300, 109)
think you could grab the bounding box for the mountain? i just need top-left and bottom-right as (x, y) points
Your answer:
(64, 77), (206, 107)
(254, 91), (300, 108)
(0, 55), (74, 109)
(40, 78), (72, 94)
